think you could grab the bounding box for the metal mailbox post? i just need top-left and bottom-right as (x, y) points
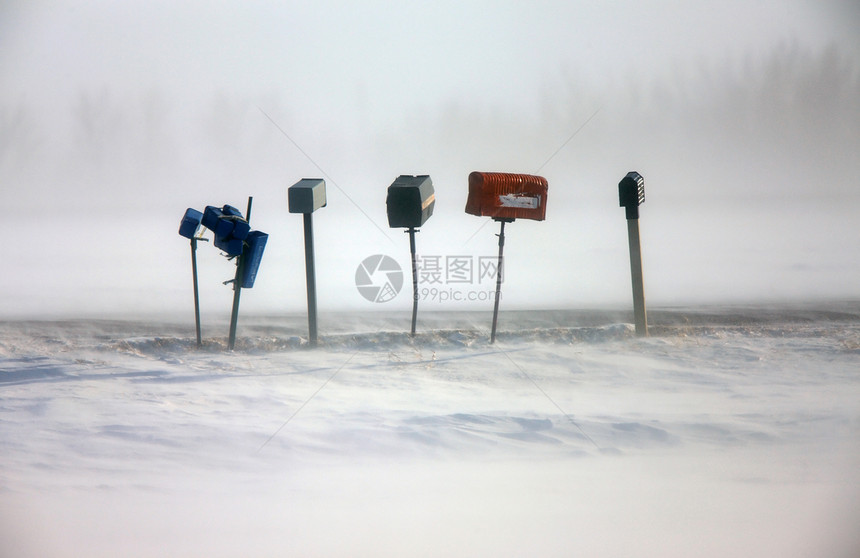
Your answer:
(386, 175), (435, 336)
(465, 171), (548, 343)
(618, 171), (648, 337)
(289, 178), (327, 346)
(178, 208), (206, 348)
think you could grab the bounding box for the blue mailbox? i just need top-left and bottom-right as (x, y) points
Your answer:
(221, 204), (243, 218)
(214, 236), (243, 257)
(241, 231), (268, 288)
(202, 206), (234, 239)
(203, 205), (252, 257)
(179, 197), (267, 351)
(178, 208), (203, 239)
(231, 219), (250, 240)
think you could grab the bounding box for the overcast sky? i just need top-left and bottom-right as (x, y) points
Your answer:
(1, 1), (859, 318)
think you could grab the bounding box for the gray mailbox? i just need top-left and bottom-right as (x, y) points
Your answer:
(289, 178), (327, 214)
(386, 175), (435, 228)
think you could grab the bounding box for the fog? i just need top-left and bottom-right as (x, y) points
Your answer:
(2, 1), (859, 317)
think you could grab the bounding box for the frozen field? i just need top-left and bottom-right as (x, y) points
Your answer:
(1, 304), (859, 557)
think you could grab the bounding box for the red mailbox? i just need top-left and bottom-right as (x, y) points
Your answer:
(465, 172), (548, 221)
(464, 171), (549, 343)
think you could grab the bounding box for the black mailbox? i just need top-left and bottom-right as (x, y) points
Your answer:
(289, 178), (327, 214)
(386, 175), (435, 228)
(619, 171), (645, 219)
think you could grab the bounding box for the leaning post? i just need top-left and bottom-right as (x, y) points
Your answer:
(227, 196), (253, 350)
(178, 208), (206, 348)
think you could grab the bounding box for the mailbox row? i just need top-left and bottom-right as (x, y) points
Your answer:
(179, 171), (643, 261)
(178, 170), (647, 346)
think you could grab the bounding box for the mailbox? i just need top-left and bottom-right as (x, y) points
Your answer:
(202, 204), (251, 256)
(241, 231), (268, 288)
(619, 171), (645, 219)
(178, 196), (264, 351)
(202, 206), (234, 239)
(221, 205), (243, 218)
(386, 175), (435, 228)
(214, 235), (243, 257)
(465, 172), (548, 221)
(230, 219), (250, 241)
(178, 208), (203, 239)
(289, 178), (327, 213)
(201, 205), (221, 230)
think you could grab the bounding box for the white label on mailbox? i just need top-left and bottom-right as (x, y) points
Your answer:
(498, 194), (540, 209)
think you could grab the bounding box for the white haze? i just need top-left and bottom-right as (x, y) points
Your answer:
(1, 1), (860, 317)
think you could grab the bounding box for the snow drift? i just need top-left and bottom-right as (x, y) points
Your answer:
(1, 305), (859, 557)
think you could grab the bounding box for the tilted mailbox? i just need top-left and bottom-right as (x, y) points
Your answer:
(179, 199), (267, 350)
(203, 205), (250, 257)
(386, 174), (435, 228)
(386, 175), (435, 336)
(289, 178), (327, 346)
(618, 171), (647, 336)
(241, 230), (268, 289)
(465, 171), (548, 222)
(201, 206), (233, 240)
(465, 171), (549, 343)
(179, 208), (203, 239)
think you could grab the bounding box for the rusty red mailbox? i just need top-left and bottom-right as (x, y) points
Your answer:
(465, 172), (548, 221)
(465, 172), (548, 343)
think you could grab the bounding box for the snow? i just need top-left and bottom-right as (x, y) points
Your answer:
(1, 305), (859, 557)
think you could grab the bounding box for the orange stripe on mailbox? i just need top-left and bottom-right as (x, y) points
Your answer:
(465, 172), (548, 221)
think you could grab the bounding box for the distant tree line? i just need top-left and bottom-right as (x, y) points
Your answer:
(2, 43), (858, 203)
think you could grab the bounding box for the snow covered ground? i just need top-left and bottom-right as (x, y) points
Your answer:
(1, 304), (859, 558)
